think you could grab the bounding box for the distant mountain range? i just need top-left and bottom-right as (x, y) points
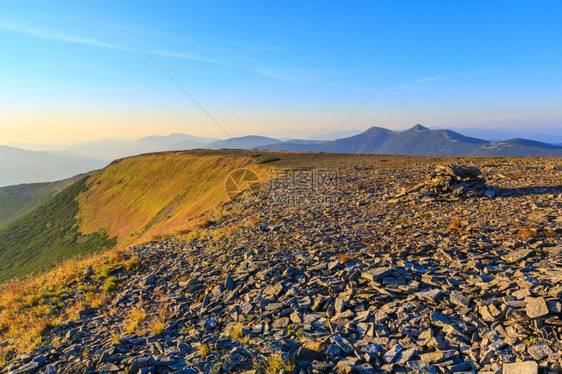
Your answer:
(205, 136), (280, 150)
(254, 125), (562, 156)
(2, 125), (561, 187)
(449, 127), (562, 144)
(0, 146), (106, 187)
(64, 133), (219, 161)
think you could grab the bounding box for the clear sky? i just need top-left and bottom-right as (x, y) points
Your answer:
(1, 1), (561, 144)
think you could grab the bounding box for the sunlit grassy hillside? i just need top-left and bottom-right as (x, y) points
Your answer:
(77, 150), (268, 246)
(0, 150), (270, 283)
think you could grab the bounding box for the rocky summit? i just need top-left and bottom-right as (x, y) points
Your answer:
(2, 156), (561, 374)
(391, 164), (500, 201)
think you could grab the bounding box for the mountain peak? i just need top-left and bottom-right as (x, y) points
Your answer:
(363, 126), (395, 137)
(411, 124), (429, 131)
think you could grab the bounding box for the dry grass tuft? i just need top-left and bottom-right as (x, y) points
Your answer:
(303, 340), (322, 352)
(103, 277), (119, 293)
(150, 320), (166, 335)
(263, 353), (295, 374)
(336, 253), (353, 264)
(448, 215), (462, 231)
(111, 332), (123, 345)
(125, 306), (147, 334)
(85, 293), (106, 308)
(198, 344), (209, 358)
(518, 226), (537, 240)
(230, 323), (249, 343)
(246, 215), (262, 227)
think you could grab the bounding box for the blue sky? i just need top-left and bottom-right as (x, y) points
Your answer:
(1, 1), (561, 143)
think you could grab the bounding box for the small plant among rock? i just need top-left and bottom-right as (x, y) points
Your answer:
(179, 325), (194, 334)
(52, 336), (62, 347)
(66, 302), (85, 321)
(518, 226), (537, 240)
(324, 318), (333, 334)
(103, 277), (119, 293)
(150, 320), (166, 335)
(448, 214), (462, 231)
(81, 348), (91, 358)
(336, 253), (352, 264)
(286, 324), (304, 340)
(231, 323), (249, 343)
(0, 349), (6, 367)
(125, 307), (147, 335)
(263, 353), (295, 374)
(148, 301), (169, 335)
(123, 255), (140, 272)
(543, 227), (557, 237)
(257, 156), (280, 165)
(111, 332), (123, 345)
(96, 266), (113, 279)
(303, 340), (322, 352)
(198, 344), (209, 358)
(85, 292), (106, 308)
(524, 336), (537, 348)
(246, 216), (262, 228)
(199, 219), (216, 229)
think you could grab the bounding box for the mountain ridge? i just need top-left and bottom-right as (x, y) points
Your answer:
(257, 125), (562, 156)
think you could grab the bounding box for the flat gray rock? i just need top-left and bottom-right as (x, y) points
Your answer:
(502, 361), (538, 374)
(526, 297), (549, 319)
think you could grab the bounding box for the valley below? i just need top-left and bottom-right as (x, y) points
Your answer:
(0, 152), (561, 373)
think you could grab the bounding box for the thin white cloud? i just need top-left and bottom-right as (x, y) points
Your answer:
(150, 50), (223, 64)
(91, 21), (192, 42)
(415, 68), (501, 84)
(417, 75), (446, 83)
(0, 19), (130, 51)
(0, 19), (220, 64)
(251, 66), (317, 82)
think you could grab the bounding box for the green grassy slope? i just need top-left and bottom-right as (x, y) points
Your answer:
(0, 149), (329, 283)
(0, 150), (262, 283)
(0, 176), (84, 227)
(0, 177), (116, 282)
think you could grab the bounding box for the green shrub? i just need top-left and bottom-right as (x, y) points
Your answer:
(257, 156), (280, 165)
(103, 277), (119, 293)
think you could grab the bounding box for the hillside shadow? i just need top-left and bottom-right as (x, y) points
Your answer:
(498, 185), (562, 197)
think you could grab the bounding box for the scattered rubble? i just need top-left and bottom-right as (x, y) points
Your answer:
(2, 157), (561, 373)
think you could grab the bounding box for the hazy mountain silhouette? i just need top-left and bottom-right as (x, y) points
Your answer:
(65, 134), (217, 161)
(0, 146), (105, 187)
(450, 127), (562, 145)
(256, 124), (562, 156)
(207, 136), (281, 149)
